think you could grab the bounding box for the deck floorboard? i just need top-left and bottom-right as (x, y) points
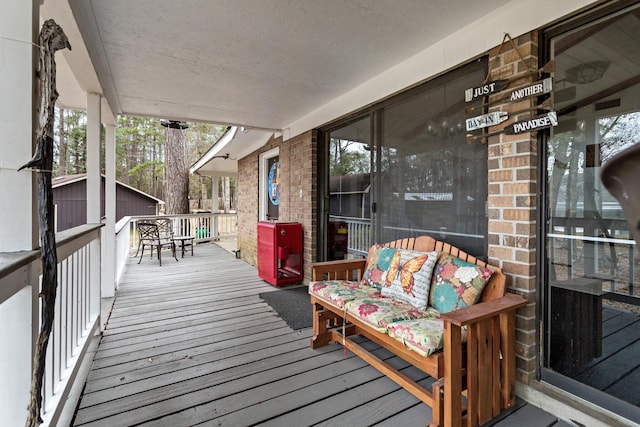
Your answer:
(72, 243), (592, 426)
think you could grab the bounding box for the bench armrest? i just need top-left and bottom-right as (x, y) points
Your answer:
(310, 259), (368, 281)
(439, 293), (528, 327)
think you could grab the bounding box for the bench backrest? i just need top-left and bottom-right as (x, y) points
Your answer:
(383, 235), (506, 302)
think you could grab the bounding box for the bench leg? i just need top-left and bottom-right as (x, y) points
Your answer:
(443, 323), (462, 427)
(310, 303), (341, 349)
(311, 303), (330, 348)
(430, 379), (444, 427)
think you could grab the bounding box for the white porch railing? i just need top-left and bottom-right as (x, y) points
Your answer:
(0, 224), (102, 426)
(330, 215), (371, 257)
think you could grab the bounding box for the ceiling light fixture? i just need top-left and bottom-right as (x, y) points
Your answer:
(565, 61), (610, 84)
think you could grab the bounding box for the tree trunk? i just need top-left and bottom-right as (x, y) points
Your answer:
(163, 121), (189, 214)
(152, 133), (158, 198)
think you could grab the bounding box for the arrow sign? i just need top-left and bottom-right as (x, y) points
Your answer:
(466, 111), (509, 132)
(508, 77), (553, 102)
(504, 111), (558, 135)
(465, 80), (510, 102)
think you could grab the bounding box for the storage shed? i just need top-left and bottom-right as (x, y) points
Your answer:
(52, 174), (162, 232)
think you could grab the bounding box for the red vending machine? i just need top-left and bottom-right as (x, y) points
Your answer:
(257, 221), (303, 286)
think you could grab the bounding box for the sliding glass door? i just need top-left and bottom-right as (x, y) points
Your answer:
(543, 3), (640, 420)
(320, 59), (488, 261)
(375, 61), (488, 256)
(325, 117), (372, 260)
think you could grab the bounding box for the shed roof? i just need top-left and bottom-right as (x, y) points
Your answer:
(52, 174), (164, 204)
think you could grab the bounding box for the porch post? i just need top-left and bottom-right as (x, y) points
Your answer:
(103, 123), (116, 298)
(86, 92), (102, 314)
(0, 2), (38, 251)
(0, 1), (38, 424)
(86, 92), (101, 224)
(212, 176), (220, 212)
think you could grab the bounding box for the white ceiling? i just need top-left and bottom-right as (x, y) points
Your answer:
(39, 0), (602, 172)
(50, 0), (517, 130)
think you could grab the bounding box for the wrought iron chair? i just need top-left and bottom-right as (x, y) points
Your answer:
(136, 219), (177, 266)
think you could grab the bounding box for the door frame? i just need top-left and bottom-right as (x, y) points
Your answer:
(259, 147), (279, 221)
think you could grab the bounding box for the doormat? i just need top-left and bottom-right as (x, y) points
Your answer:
(259, 286), (311, 330)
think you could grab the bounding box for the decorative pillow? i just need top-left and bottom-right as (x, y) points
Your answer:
(380, 249), (439, 310)
(361, 245), (398, 289)
(428, 254), (494, 313)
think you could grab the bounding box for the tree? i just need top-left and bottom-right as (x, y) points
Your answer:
(53, 108), (86, 176)
(162, 120), (190, 214)
(329, 138), (370, 176)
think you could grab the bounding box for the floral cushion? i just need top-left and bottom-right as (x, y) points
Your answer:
(386, 317), (467, 357)
(380, 249), (439, 310)
(428, 254), (494, 313)
(345, 296), (437, 332)
(309, 280), (381, 309)
(361, 245), (398, 289)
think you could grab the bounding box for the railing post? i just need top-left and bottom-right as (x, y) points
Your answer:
(212, 214), (219, 241)
(90, 234), (102, 325)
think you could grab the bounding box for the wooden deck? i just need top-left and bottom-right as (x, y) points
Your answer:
(574, 305), (640, 404)
(73, 243), (569, 427)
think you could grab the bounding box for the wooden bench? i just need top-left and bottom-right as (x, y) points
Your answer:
(309, 236), (528, 427)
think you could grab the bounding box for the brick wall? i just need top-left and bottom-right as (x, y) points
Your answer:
(236, 136), (271, 267)
(236, 131), (318, 280)
(485, 31), (539, 384)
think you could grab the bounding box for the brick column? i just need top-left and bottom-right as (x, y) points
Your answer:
(485, 32), (539, 383)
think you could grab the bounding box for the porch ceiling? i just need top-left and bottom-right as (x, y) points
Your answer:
(45, 0), (513, 131)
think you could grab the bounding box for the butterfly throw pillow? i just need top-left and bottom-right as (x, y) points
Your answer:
(380, 249), (439, 310)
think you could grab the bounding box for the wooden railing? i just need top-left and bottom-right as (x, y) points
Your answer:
(0, 224), (103, 426)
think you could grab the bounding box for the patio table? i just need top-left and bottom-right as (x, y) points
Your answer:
(172, 235), (195, 258)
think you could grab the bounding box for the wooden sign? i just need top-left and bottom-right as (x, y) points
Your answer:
(465, 78), (554, 114)
(465, 111), (508, 132)
(504, 111), (558, 135)
(464, 80), (509, 102)
(508, 77), (552, 102)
